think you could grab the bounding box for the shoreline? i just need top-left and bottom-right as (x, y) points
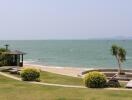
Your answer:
(24, 63), (92, 77)
(23, 63), (132, 78)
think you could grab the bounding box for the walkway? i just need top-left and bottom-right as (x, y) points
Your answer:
(0, 72), (21, 81)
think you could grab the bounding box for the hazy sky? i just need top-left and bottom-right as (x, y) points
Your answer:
(0, 0), (132, 40)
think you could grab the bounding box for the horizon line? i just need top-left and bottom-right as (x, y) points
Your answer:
(0, 38), (132, 41)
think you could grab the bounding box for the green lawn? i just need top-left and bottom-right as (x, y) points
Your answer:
(0, 74), (132, 100)
(4, 71), (127, 87)
(5, 71), (84, 86)
(40, 71), (83, 86)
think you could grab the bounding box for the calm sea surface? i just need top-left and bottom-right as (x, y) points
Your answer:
(0, 40), (132, 69)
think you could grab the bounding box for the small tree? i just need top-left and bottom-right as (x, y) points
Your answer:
(111, 45), (126, 75)
(0, 46), (17, 66)
(0, 48), (9, 66)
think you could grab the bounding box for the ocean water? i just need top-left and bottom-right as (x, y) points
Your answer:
(0, 40), (132, 69)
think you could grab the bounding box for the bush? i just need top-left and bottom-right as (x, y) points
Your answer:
(84, 71), (107, 88)
(0, 62), (3, 67)
(20, 68), (40, 81)
(107, 78), (121, 88)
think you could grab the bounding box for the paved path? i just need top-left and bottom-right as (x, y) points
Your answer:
(0, 72), (132, 91)
(30, 82), (86, 88)
(0, 72), (21, 81)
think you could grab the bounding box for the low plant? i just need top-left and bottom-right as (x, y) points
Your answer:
(107, 78), (121, 88)
(84, 71), (107, 88)
(0, 62), (3, 67)
(20, 67), (40, 81)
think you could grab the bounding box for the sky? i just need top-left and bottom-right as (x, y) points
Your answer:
(0, 0), (132, 40)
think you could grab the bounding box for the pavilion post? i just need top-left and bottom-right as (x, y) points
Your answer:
(21, 54), (23, 67)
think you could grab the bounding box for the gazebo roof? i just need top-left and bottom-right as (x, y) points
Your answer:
(6, 50), (26, 55)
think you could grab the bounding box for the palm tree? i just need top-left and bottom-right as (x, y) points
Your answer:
(111, 45), (126, 75)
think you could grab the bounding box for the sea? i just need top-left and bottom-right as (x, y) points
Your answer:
(0, 40), (132, 69)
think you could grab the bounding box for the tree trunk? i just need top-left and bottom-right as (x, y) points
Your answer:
(116, 55), (122, 75)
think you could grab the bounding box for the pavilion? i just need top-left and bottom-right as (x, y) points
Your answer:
(0, 44), (26, 67)
(5, 50), (26, 67)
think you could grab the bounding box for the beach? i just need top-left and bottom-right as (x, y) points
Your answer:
(24, 63), (90, 77)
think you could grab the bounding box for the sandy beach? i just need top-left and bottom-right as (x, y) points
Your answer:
(24, 63), (90, 77)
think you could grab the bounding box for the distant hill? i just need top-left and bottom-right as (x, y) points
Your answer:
(112, 36), (132, 40)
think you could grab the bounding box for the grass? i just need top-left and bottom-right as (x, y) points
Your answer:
(4, 71), (127, 88)
(0, 75), (132, 100)
(4, 71), (84, 86)
(40, 71), (83, 86)
(39, 71), (127, 87)
(120, 81), (128, 88)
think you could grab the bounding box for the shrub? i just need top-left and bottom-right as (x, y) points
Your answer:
(84, 71), (107, 88)
(106, 78), (121, 88)
(0, 62), (3, 67)
(20, 68), (40, 81)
